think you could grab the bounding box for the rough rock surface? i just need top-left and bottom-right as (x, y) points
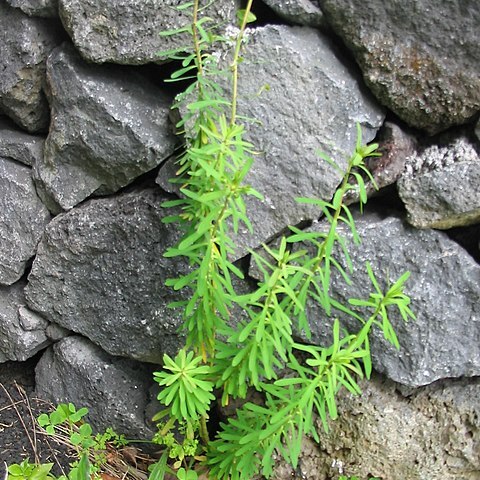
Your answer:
(0, 3), (63, 132)
(365, 121), (417, 191)
(304, 213), (480, 387)
(33, 44), (176, 213)
(158, 25), (385, 256)
(312, 375), (480, 480)
(0, 281), (51, 363)
(58, 0), (238, 64)
(224, 25), (384, 253)
(262, 0), (325, 27)
(25, 189), (186, 364)
(6, 0), (58, 18)
(0, 157), (51, 285)
(0, 116), (45, 167)
(320, 0), (480, 134)
(250, 376), (480, 480)
(35, 335), (156, 439)
(398, 136), (480, 228)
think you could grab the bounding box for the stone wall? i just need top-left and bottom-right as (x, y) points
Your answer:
(0, 1), (479, 479)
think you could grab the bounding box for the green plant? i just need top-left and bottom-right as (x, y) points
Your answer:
(7, 459), (56, 480)
(150, 1), (414, 479)
(37, 403), (128, 480)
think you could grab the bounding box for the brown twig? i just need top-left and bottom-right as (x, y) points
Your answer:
(15, 383), (38, 463)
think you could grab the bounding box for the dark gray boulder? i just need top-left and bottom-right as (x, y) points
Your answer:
(0, 116), (45, 167)
(262, 0), (326, 27)
(304, 213), (480, 387)
(58, 0), (238, 64)
(6, 0), (58, 18)
(230, 25), (384, 253)
(0, 3), (63, 132)
(35, 336), (156, 439)
(320, 0), (480, 134)
(158, 25), (385, 257)
(0, 281), (51, 362)
(25, 188), (186, 364)
(398, 136), (480, 229)
(0, 157), (51, 285)
(33, 44), (176, 213)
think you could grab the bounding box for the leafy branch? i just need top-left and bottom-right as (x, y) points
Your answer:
(150, 1), (414, 479)
(160, 1), (261, 361)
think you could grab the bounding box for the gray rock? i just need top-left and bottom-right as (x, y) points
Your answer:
(33, 44), (176, 213)
(262, 0), (326, 27)
(309, 375), (480, 480)
(398, 136), (480, 229)
(35, 336), (156, 439)
(158, 25), (385, 257)
(25, 188), (186, 364)
(45, 323), (71, 341)
(0, 281), (51, 363)
(6, 0), (58, 18)
(0, 157), (51, 285)
(0, 116), (45, 167)
(0, 3), (63, 132)
(476, 118), (480, 142)
(58, 0), (238, 65)
(304, 213), (480, 387)
(320, 0), (480, 134)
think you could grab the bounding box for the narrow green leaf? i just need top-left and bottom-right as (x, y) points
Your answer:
(236, 9), (257, 26)
(148, 451), (169, 480)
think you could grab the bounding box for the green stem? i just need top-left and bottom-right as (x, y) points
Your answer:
(286, 155), (357, 320)
(230, 0), (255, 125)
(199, 415), (210, 445)
(192, 0), (205, 100)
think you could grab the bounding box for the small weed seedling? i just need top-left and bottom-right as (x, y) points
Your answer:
(35, 403), (126, 480)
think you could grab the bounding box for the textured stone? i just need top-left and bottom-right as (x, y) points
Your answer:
(0, 157), (51, 285)
(25, 189), (186, 364)
(304, 213), (480, 387)
(35, 336), (156, 439)
(0, 116), (45, 167)
(262, 0), (325, 27)
(320, 0), (480, 134)
(45, 323), (71, 341)
(58, 0), (237, 65)
(311, 375), (480, 480)
(158, 25), (385, 257)
(398, 136), (480, 229)
(0, 3), (62, 132)
(0, 281), (51, 363)
(6, 0), (58, 18)
(33, 44), (176, 213)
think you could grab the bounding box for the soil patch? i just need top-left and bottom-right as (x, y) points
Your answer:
(0, 356), (73, 477)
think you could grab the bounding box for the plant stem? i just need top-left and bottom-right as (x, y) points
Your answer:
(192, 0), (204, 96)
(230, 0), (254, 125)
(199, 415), (210, 445)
